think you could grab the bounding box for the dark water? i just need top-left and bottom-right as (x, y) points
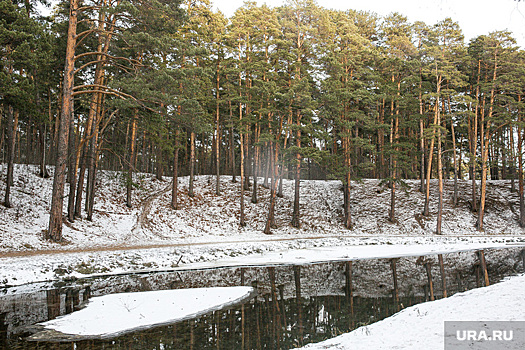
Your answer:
(0, 247), (523, 349)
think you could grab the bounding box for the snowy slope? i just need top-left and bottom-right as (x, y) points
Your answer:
(0, 164), (524, 254)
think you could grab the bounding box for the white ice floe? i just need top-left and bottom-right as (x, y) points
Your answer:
(39, 286), (255, 338)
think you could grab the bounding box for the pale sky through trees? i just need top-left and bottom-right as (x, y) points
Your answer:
(37, 0), (525, 46)
(212, 0), (525, 47)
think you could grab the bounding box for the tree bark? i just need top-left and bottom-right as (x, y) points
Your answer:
(451, 116), (458, 207)
(4, 107), (17, 208)
(126, 113), (138, 208)
(264, 142), (280, 234)
(38, 123), (50, 178)
(477, 50), (498, 231)
(437, 113), (443, 234)
(424, 77), (441, 217)
(67, 120), (77, 221)
(189, 131), (195, 197)
(291, 125), (301, 228)
(172, 129), (180, 210)
(215, 66), (221, 196)
(47, 0), (78, 241)
(239, 108), (246, 227)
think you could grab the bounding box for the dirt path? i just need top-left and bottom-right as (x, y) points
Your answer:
(130, 181), (173, 236)
(1, 234), (524, 259)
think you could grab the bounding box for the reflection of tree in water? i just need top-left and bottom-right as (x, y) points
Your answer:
(0, 247), (522, 349)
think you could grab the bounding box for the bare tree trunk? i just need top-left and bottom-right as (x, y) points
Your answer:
(291, 125), (301, 228)
(437, 115), (443, 234)
(172, 129), (180, 210)
(67, 120), (77, 221)
(229, 100), (236, 183)
(519, 123), (525, 227)
(4, 107), (17, 208)
(451, 117), (458, 207)
(389, 113), (399, 224)
(509, 126), (516, 192)
(155, 142), (164, 181)
(264, 142), (280, 234)
(215, 74), (221, 196)
(38, 123), (50, 178)
(471, 61), (482, 212)
(47, 0), (78, 241)
(86, 108), (101, 222)
(239, 110), (246, 227)
(251, 124), (260, 203)
(424, 93), (440, 217)
(419, 118), (425, 193)
(189, 131), (195, 197)
(263, 144), (270, 189)
(344, 137), (352, 229)
(126, 113), (138, 208)
(477, 53), (498, 231)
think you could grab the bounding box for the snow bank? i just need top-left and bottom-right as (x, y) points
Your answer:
(2, 238), (523, 287)
(297, 274), (525, 350)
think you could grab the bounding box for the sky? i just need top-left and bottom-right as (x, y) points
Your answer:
(211, 0), (525, 47)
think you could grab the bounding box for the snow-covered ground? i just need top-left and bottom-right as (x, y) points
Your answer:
(1, 164), (524, 255)
(0, 164), (524, 286)
(297, 273), (525, 350)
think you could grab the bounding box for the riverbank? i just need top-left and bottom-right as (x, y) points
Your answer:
(298, 272), (525, 350)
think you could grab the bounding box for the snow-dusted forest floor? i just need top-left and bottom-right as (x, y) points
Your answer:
(1, 164), (524, 254)
(0, 164), (524, 286)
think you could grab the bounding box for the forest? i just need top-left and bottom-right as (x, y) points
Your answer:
(1, 0), (524, 242)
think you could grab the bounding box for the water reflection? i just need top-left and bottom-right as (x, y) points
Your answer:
(0, 247), (523, 349)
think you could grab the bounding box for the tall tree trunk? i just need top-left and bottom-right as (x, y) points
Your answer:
(172, 129), (180, 210)
(85, 88), (108, 221)
(389, 113), (399, 224)
(477, 52), (498, 231)
(291, 123), (301, 228)
(423, 78), (441, 217)
(478, 129), (489, 231)
(419, 118), (425, 193)
(451, 117), (458, 207)
(509, 126), (516, 192)
(47, 0), (78, 241)
(264, 142), (280, 234)
(471, 61), (482, 212)
(86, 140), (100, 222)
(38, 123), (50, 178)
(215, 69), (221, 196)
(263, 143), (270, 189)
(343, 133), (352, 229)
(243, 136), (250, 191)
(518, 115), (525, 227)
(155, 142), (164, 181)
(252, 123), (260, 203)
(436, 114), (443, 234)
(67, 120), (77, 221)
(230, 126), (236, 182)
(86, 105), (101, 222)
(126, 113), (138, 208)
(4, 107), (16, 208)
(189, 131), (195, 197)
(239, 106), (246, 227)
